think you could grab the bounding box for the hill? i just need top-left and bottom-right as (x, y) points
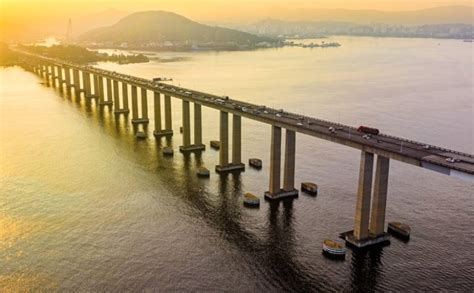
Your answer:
(79, 11), (277, 50)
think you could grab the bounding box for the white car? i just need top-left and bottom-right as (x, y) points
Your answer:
(363, 134), (371, 140)
(446, 157), (460, 163)
(297, 122), (303, 126)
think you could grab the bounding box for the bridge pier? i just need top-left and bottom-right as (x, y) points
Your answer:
(369, 156), (390, 236)
(84, 72), (93, 98)
(265, 127), (298, 200)
(92, 74), (99, 98)
(64, 67), (71, 88)
(105, 78), (113, 105)
(42, 65), (47, 79)
(164, 94), (174, 136)
(232, 115), (242, 165)
(343, 151), (390, 248)
(57, 66), (64, 86)
(72, 69), (81, 93)
(216, 111), (245, 173)
(114, 81), (129, 114)
(50, 65), (56, 87)
(179, 101), (205, 152)
(153, 92), (168, 137)
(283, 130), (298, 195)
(131, 87), (149, 124)
(122, 82), (129, 112)
(98, 76), (111, 105)
(194, 104), (205, 149)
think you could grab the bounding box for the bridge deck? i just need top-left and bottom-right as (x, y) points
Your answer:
(16, 49), (474, 180)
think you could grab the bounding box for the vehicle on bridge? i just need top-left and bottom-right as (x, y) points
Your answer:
(152, 77), (173, 82)
(357, 126), (380, 135)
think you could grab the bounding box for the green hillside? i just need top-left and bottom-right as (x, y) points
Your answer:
(80, 10), (276, 46)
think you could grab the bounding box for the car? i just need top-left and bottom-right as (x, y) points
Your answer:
(297, 122), (303, 126)
(445, 157), (460, 163)
(241, 107), (247, 112)
(263, 110), (269, 114)
(423, 145), (430, 150)
(363, 134), (371, 140)
(328, 127), (336, 133)
(276, 113), (282, 117)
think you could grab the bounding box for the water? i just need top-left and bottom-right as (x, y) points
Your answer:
(1, 36), (473, 291)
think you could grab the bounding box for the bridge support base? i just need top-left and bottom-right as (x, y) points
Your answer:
(132, 118), (150, 124)
(340, 230), (390, 249)
(179, 144), (206, 153)
(215, 163), (245, 173)
(153, 130), (173, 137)
(114, 109), (130, 114)
(264, 188), (298, 200)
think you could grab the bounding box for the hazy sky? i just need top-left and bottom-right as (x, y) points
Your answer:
(1, 0), (472, 41)
(2, 0), (473, 22)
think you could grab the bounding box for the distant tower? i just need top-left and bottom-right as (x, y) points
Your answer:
(65, 18), (72, 44)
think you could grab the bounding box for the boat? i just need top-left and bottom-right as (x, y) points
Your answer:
(249, 158), (262, 169)
(322, 239), (346, 258)
(388, 222), (411, 238)
(197, 166), (210, 178)
(210, 140), (220, 150)
(301, 182), (318, 195)
(135, 131), (147, 139)
(162, 147), (174, 156)
(243, 193), (260, 207)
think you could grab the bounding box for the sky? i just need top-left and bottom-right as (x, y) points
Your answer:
(2, 0), (473, 22)
(1, 0), (472, 40)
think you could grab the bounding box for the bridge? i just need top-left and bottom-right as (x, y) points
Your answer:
(13, 47), (474, 248)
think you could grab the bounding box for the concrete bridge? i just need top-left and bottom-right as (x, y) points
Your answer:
(13, 48), (474, 248)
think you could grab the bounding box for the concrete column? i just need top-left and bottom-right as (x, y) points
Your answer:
(141, 88), (148, 119)
(219, 111), (229, 166)
(84, 72), (92, 97)
(131, 85), (139, 120)
(50, 66), (56, 87)
(182, 100), (191, 147)
(232, 115), (241, 164)
(194, 103), (202, 145)
(106, 79), (113, 104)
(269, 125), (282, 195)
(93, 74), (99, 97)
(154, 92), (162, 131)
(113, 80), (120, 107)
(57, 66), (63, 84)
(81, 71), (88, 94)
(353, 151), (374, 240)
(122, 82), (129, 111)
(97, 76), (103, 102)
(64, 67), (71, 87)
(73, 69), (80, 91)
(369, 156), (390, 236)
(164, 95), (172, 131)
(283, 129), (296, 192)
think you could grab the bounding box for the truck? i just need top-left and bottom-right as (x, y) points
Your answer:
(357, 126), (380, 135)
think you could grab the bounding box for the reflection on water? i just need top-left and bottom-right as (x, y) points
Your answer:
(1, 36), (473, 291)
